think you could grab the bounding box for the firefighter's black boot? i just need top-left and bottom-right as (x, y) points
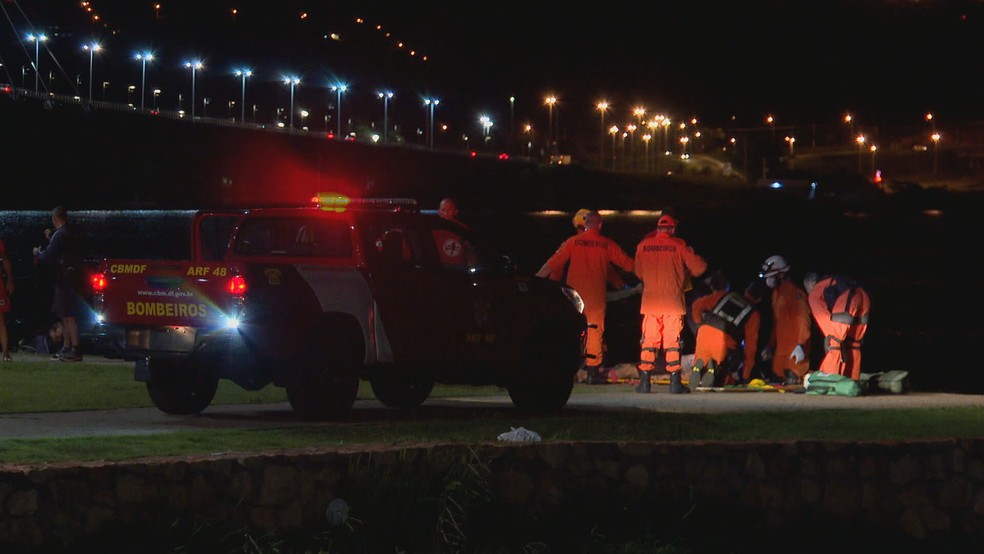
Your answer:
(700, 361), (717, 388)
(670, 371), (689, 394)
(689, 363), (702, 393)
(585, 366), (604, 385)
(635, 369), (651, 393)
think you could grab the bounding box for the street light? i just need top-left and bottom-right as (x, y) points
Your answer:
(82, 42), (101, 102)
(509, 96), (515, 147)
(283, 75), (300, 129)
(27, 33), (48, 93)
(479, 115), (493, 149)
(330, 83), (348, 138)
(609, 125), (619, 170)
(869, 144), (878, 179)
(544, 95), (557, 153)
(931, 132), (941, 175)
(183, 59), (202, 117)
(766, 114), (775, 141)
(855, 134), (866, 173)
(378, 90), (393, 144)
(784, 135), (796, 158)
(134, 51), (154, 111)
(424, 97), (439, 149)
(597, 101), (608, 169)
(234, 68), (251, 124)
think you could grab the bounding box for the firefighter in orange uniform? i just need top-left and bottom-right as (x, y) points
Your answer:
(759, 255), (813, 385)
(549, 209), (629, 290)
(536, 210), (634, 384)
(804, 271), (871, 380)
(689, 271), (763, 391)
(633, 213), (708, 393)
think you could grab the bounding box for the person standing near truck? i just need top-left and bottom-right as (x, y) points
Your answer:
(536, 210), (634, 384)
(634, 213), (708, 394)
(33, 206), (87, 362)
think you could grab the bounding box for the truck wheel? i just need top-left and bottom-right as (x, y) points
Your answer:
(146, 359), (219, 415)
(508, 323), (579, 413)
(287, 319), (362, 420)
(370, 367), (435, 409)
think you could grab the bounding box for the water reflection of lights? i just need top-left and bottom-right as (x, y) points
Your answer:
(530, 209), (664, 219)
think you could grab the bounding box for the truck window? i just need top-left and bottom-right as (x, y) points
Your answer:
(197, 215), (241, 261)
(233, 216), (353, 259)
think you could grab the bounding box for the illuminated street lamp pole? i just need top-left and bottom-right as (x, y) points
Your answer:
(784, 135), (796, 158)
(869, 144), (877, 179)
(597, 101), (608, 169)
(234, 68), (252, 124)
(330, 83), (348, 138)
(509, 96), (515, 150)
(766, 114), (775, 141)
(183, 59), (202, 117)
(135, 51), (155, 111)
(609, 125), (619, 170)
(378, 90), (394, 144)
(544, 95), (556, 155)
(27, 33), (48, 93)
(479, 115), (493, 150)
(82, 42), (101, 102)
(283, 76), (300, 129)
(931, 132), (941, 175)
(855, 134), (866, 173)
(424, 97), (439, 149)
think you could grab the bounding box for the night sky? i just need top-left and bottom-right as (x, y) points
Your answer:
(4, 0), (984, 134)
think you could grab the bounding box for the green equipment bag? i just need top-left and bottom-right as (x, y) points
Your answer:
(860, 370), (910, 394)
(804, 372), (861, 397)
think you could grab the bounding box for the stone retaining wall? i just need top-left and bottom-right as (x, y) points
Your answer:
(2, 439), (983, 551)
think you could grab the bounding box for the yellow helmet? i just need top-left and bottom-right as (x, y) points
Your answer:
(572, 209), (591, 229)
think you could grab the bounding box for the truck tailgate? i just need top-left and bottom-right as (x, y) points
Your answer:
(99, 259), (236, 328)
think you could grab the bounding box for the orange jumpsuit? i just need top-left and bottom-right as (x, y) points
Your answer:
(634, 231), (707, 374)
(808, 275), (871, 380)
(768, 278), (813, 380)
(692, 290), (760, 380)
(541, 228), (634, 369)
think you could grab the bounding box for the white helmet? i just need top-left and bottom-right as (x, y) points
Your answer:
(759, 255), (790, 279)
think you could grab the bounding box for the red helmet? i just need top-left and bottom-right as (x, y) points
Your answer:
(657, 214), (677, 228)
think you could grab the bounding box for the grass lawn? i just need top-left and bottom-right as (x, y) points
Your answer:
(1, 358), (982, 465)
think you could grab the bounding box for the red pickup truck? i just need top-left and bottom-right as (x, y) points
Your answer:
(91, 196), (587, 420)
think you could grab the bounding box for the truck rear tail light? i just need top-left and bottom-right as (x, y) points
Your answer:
(91, 272), (107, 293)
(227, 275), (247, 295)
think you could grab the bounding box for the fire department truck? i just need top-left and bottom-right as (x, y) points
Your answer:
(91, 195), (587, 419)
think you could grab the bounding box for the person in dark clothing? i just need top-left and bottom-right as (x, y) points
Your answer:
(33, 206), (87, 362)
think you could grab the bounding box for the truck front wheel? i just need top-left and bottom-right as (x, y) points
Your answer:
(370, 366), (435, 409)
(145, 359), (219, 415)
(507, 323), (579, 413)
(286, 317), (362, 420)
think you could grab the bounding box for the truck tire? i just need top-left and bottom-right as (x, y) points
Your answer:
(286, 317), (362, 420)
(507, 323), (579, 413)
(145, 359), (219, 415)
(370, 367), (435, 409)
